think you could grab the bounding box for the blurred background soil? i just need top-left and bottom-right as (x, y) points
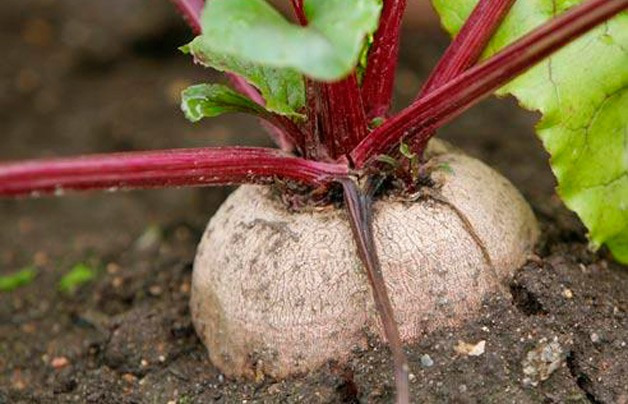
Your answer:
(0, 1), (626, 403)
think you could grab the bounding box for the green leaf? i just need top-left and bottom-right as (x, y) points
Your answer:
(432, 1), (628, 263)
(185, 0), (382, 84)
(376, 154), (400, 167)
(357, 32), (375, 82)
(399, 142), (416, 159)
(181, 84), (267, 122)
(369, 116), (385, 129)
(182, 43), (305, 117)
(0, 267), (36, 292)
(58, 263), (97, 295)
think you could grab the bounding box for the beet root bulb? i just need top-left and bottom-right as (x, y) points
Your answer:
(191, 140), (539, 379)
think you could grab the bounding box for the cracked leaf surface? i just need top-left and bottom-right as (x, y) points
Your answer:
(432, 0), (628, 262)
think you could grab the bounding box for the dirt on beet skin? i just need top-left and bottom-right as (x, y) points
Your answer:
(0, 1), (626, 403)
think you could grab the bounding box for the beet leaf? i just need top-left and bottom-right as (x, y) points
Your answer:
(181, 43), (306, 118)
(181, 84), (267, 122)
(181, 84), (308, 152)
(184, 0), (381, 82)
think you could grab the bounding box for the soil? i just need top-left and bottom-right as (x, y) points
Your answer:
(1, 2), (626, 403)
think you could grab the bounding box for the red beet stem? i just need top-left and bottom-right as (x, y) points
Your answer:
(290, 0), (307, 25)
(361, 0), (408, 119)
(313, 75), (369, 159)
(409, 0), (515, 153)
(0, 147), (349, 197)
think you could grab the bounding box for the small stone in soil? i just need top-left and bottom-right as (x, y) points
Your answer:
(11, 369), (27, 390)
(180, 281), (191, 294)
(111, 276), (123, 288)
(135, 225), (161, 251)
(33, 251), (48, 266)
(522, 338), (566, 387)
(51, 356), (70, 369)
(420, 354), (434, 368)
(148, 285), (163, 296)
(106, 263), (121, 274)
(454, 340), (486, 356)
(122, 373), (137, 383)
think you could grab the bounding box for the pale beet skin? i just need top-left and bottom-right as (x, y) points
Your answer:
(191, 140), (539, 379)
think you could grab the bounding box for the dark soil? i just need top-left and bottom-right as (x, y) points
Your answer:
(1, 2), (626, 403)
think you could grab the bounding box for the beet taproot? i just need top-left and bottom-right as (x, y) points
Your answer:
(191, 140), (538, 378)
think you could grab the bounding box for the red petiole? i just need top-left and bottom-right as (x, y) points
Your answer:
(361, 0), (408, 120)
(409, 0), (515, 153)
(290, 0), (307, 25)
(418, 0), (516, 98)
(0, 147), (348, 197)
